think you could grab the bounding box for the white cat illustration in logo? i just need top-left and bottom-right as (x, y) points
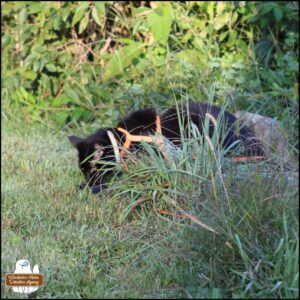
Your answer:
(12, 259), (40, 294)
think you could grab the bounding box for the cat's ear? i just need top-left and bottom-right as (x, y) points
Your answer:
(68, 135), (83, 148)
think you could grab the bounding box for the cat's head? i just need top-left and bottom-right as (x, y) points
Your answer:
(68, 129), (115, 187)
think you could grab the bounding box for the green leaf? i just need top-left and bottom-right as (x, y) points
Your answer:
(62, 8), (71, 22)
(2, 35), (11, 47)
(92, 6), (101, 26)
(102, 42), (145, 80)
(52, 111), (69, 125)
(72, 2), (89, 26)
(45, 64), (57, 72)
(236, 39), (248, 52)
(51, 77), (59, 95)
(261, 2), (277, 15)
(219, 31), (228, 42)
(53, 16), (62, 30)
(19, 86), (28, 100)
(231, 11), (239, 24)
(95, 2), (106, 12)
(78, 12), (89, 34)
(274, 6), (283, 22)
(22, 71), (37, 81)
(20, 31), (32, 43)
(214, 14), (229, 31)
(82, 110), (92, 122)
(52, 96), (70, 106)
(19, 8), (27, 25)
(216, 2), (226, 16)
(147, 3), (173, 44)
(206, 2), (215, 20)
(27, 3), (42, 14)
(261, 17), (269, 28)
(228, 31), (237, 47)
(71, 108), (85, 120)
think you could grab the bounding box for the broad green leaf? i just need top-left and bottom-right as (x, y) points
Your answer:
(78, 12), (89, 34)
(134, 6), (151, 16)
(20, 32), (32, 44)
(72, 2), (89, 26)
(40, 74), (51, 91)
(27, 93), (36, 104)
(23, 24), (34, 33)
(19, 8), (27, 25)
(52, 96), (70, 106)
(207, 2), (215, 20)
(228, 31), (237, 47)
(231, 11), (239, 24)
(45, 64), (57, 72)
(274, 6), (283, 22)
(147, 3), (173, 44)
(51, 77), (59, 95)
(219, 31), (228, 42)
(95, 2), (106, 13)
(2, 35), (11, 47)
(81, 110), (92, 122)
(27, 3), (42, 14)
(37, 12), (46, 26)
(80, 75), (89, 85)
(52, 111), (69, 125)
(261, 2), (277, 15)
(19, 86), (28, 100)
(71, 108), (85, 120)
(102, 42), (145, 80)
(236, 39), (248, 52)
(22, 71), (37, 81)
(62, 7), (71, 22)
(216, 2), (226, 16)
(214, 14), (229, 30)
(53, 16), (62, 30)
(248, 13), (260, 23)
(91, 6), (101, 26)
(132, 18), (144, 35)
(261, 17), (269, 28)
(13, 2), (27, 9)
(64, 85), (80, 102)
(117, 38), (135, 45)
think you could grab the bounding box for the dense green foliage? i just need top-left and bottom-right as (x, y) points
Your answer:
(1, 1), (299, 131)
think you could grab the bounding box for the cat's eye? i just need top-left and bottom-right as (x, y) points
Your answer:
(22, 261), (29, 266)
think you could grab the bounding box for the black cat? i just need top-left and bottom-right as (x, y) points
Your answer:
(69, 102), (264, 192)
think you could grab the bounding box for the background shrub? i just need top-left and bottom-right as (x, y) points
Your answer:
(1, 1), (299, 142)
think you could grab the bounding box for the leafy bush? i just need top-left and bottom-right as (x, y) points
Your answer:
(1, 1), (299, 131)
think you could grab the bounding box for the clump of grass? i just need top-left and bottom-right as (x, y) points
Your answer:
(97, 104), (299, 298)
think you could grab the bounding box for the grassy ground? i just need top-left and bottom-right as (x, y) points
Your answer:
(1, 116), (299, 299)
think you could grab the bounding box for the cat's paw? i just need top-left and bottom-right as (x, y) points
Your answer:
(79, 182), (103, 193)
(79, 182), (86, 189)
(91, 186), (102, 193)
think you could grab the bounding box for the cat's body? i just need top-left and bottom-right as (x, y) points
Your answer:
(69, 102), (264, 191)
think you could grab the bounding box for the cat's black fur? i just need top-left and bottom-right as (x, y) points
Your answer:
(69, 102), (264, 190)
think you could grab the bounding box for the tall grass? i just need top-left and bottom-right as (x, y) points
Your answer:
(92, 103), (299, 298)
